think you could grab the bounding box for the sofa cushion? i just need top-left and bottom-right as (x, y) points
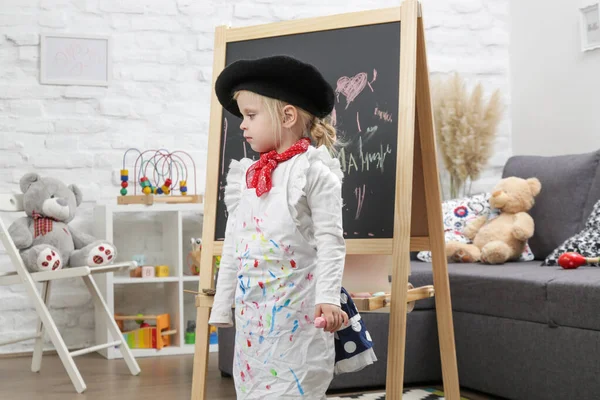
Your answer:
(408, 261), (566, 324)
(547, 267), (600, 331)
(543, 198), (600, 267)
(582, 154), (600, 222)
(502, 149), (600, 260)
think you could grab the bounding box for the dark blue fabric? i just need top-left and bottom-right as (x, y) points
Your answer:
(334, 287), (375, 365)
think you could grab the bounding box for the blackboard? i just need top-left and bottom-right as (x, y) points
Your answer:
(214, 22), (401, 240)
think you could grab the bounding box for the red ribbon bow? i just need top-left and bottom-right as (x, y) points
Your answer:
(246, 137), (311, 197)
(32, 211), (56, 238)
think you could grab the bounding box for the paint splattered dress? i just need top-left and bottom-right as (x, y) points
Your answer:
(209, 145), (346, 399)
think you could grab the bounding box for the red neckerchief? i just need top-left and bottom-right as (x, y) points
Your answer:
(32, 211), (56, 238)
(246, 137), (311, 197)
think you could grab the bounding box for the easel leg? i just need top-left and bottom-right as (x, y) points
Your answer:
(190, 306), (211, 400)
(415, 9), (461, 400)
(385, 256), (411, 397)
(430, 249), (460, 399)
(386, 1), (419, 397)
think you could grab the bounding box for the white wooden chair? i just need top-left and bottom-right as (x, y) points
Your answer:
(0, 193), (141, 393)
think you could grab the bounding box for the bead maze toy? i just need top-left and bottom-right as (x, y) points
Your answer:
(118, 148), (203, 205)
(114, 313), (177, 350)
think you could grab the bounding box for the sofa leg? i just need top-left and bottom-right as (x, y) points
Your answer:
(220, 371), (232, 378)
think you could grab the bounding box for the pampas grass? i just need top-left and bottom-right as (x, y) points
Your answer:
(432, 72), (503, 199)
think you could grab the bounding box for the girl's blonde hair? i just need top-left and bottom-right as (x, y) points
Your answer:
(233, 90), (337, 152)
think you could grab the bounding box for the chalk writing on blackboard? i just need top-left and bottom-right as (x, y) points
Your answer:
(336, 72), (367, 109)
(354, 184), (366, 220)
(335, 69), (377, 110)
(336, 137), (392, 175)
(374, 107), (393, 123)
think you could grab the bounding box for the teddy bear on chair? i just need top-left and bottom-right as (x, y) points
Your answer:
(8, 173), (117, 272)
(445, 176), (542, 265)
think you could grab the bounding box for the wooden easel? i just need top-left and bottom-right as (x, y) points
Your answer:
(191, 1), (460, 399)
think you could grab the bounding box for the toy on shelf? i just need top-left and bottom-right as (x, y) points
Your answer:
(187, 237), (202, 276)
(209, 325), (218, 345)
(558, 252), (600, 269)
(185, 320), (196, 344)
(129, 264), (170, 278)
(155, 265), (169, 277)
(118, 148), (203, 205)
(132, 254), (146, 265)
(114, 313), (176, 350)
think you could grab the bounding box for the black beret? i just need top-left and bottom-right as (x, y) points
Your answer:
(215, 55), (335, 119)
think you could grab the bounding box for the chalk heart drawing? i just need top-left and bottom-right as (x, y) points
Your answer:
(336, 72), (368, 109)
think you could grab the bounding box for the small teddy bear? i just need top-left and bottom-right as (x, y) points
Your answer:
(446, 176), (542, 265)
(8, 173), (117, 272)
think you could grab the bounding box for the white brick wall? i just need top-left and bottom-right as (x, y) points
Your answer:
(0, 0), (510, 354)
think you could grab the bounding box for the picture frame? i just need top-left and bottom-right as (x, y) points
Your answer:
(40, 33), (112, 86)
(580, 3), (600, 52)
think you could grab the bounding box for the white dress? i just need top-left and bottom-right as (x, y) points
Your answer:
(209, 146), (346, 399)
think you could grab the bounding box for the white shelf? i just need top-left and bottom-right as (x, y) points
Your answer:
(183, 343), (218, 352)
(101, 202), (204, 214)
(93, 202), (214, 359)
(113, 277), (180, 284)
(112, 344), (217, 358)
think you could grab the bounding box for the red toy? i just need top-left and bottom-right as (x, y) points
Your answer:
(558, 252), (600, 269)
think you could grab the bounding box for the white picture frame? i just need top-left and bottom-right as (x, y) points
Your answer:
(40, 33), (112, 86)
(580, 3), (600, 52)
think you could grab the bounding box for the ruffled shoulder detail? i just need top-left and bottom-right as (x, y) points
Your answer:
(288, 145), (344, 224)
(306, 145), (344, 184)
(224, 158), (254, 215)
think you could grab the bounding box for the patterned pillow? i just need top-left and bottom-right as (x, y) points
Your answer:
(416, 193), (535, 263)
(543, 199), (600, 266)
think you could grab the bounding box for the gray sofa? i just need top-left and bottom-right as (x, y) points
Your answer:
(217, 149), (600, 400)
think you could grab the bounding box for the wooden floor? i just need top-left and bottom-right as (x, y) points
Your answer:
(0, 351), (498, 399)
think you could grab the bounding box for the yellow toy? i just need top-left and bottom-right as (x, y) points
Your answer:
(155, 265), (169, 277)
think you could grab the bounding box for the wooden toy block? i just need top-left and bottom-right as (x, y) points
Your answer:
(130, 266), (142, 278)
(114, 313), (176, 350)
(142, 266), (155, 278)
(155, 265), (169, 277)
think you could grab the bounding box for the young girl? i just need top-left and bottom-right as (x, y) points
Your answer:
(208, 55), (350, 399)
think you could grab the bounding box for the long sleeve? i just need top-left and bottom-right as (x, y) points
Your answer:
(208, 213), (237, 328)
(208, 158), (251, 328)
(305, 161), (346, 307)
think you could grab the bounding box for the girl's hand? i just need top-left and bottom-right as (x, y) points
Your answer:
(314, 304), (349, 333)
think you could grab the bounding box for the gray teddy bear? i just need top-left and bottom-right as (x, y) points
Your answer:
(8, 173), (117, 272)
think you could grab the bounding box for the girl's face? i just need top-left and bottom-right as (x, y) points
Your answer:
(236, 91), (277, 153)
